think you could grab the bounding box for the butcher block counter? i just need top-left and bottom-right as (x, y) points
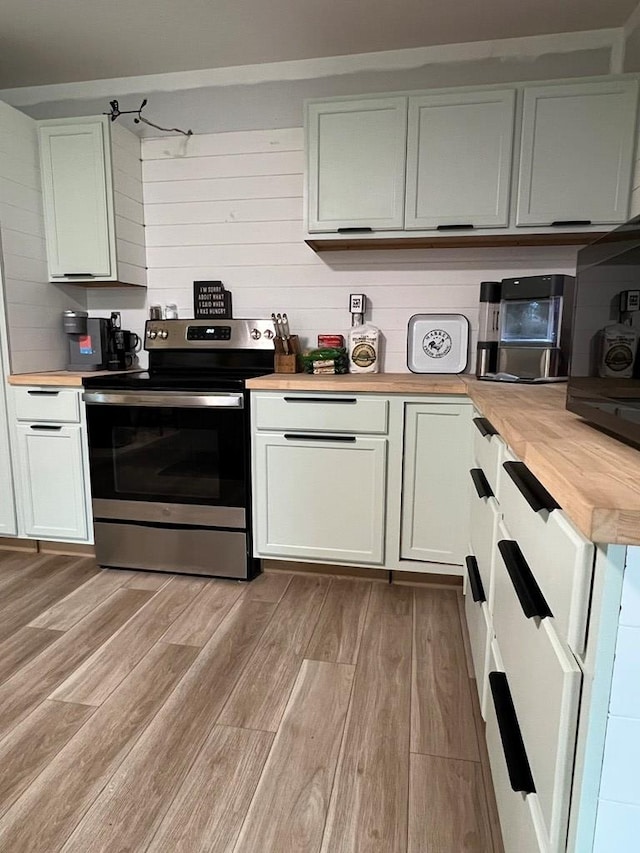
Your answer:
(247, 372), (640, 545)
(8, 369), (143, 387)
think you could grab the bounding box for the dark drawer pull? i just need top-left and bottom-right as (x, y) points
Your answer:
(466, 555), (486, 603)
(470, 468), (494, 499)
(27, 389), (60, 396)
(63, 272), (94, 277)
(437, 223), (474, 230)
(283, 397), (357, 404)
(489, 672), (536, 794)
(284, 433), (356, 442)
(497, 539), (552, 619)
(30, 424), (63, 431)
(473, 416), (498, 437)
(337, 227), (373, 233)
(550, 220), (592, 227)
(503, 461), (559, 512)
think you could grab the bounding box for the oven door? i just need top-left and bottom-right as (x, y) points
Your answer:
(83, 390), (248, 529)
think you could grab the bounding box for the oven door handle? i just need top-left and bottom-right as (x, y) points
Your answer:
(82, 391), (244, 408)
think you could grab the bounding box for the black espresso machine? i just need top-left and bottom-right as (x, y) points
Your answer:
(63, 310), (140, 371)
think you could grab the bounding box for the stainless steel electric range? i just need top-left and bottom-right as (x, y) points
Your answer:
(82, 318), (275, 579)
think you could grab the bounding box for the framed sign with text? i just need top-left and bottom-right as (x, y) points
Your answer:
(193, 281), (233, 319)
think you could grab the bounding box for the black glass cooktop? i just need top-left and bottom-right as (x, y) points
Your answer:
(82, 368), (270, 393)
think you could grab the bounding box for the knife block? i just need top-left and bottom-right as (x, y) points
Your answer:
(274, 334), (301, 373)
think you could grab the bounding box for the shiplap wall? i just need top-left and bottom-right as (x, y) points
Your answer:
(0, 101), (85, 374)
(90, 126), (579, 371)
(111, 122), (147, 287)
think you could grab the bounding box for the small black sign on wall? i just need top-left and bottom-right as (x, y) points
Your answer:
(193, 281), (233, 319)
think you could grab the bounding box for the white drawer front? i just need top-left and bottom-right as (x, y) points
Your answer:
(253, 393), (388, 434)
(469, 485), (499, 614)
(464, 588), (492, 718)
(494, 521), (581, 852)
(485, 643), (547, 853)
(500, 457), (594, 654)
(14, 387), (80, 423)
(472, 411), (505, 499)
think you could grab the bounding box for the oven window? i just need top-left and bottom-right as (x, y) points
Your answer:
(87, 405), (246, 507)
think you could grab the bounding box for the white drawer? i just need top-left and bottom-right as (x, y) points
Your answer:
(14, 387), (80, 423)
(485, 641), (547, 853)
(464, 578), (492, 718)
(500, 453), (594, 655)
(469, 480), (500, 614)
(253, 392), (388, 434)
(493, 521), (581, 852)
(472, 410), (505, 499)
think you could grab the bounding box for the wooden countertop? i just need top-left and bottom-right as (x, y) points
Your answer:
(8, 369), (143, 387)
(248, 372), (640, 546)
(246, 373), (467, 394)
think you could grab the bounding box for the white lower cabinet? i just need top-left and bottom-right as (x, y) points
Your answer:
(0, 394), (16, 536)
(400, 402), (471, 564)
(16, 423), (88, 540)
(253, 432), (387, 564)
(12, 386), (92, 543)
(251, 391), (471, 571)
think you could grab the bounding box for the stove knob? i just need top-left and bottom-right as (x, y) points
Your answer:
(159, 329), (169, 339)
(250, 329), (262, 340)
(263, 328), (275, 340)
(148, 330), (158, 340)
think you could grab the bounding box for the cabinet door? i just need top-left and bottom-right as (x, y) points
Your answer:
(39, 121), (113, 277)
(17, 424), (88, 540)
(516, 80), (639, 227)
(405, 89), (515, 230)
(401, 403), (471, 565)
(307, 97), (407, 232)
(253, 433), (387, 564)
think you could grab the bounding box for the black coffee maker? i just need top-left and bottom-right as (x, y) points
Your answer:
(63, 310), (140, 371)
(107, 312), (141, 371)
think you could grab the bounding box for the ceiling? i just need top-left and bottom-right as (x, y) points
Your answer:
(0, 0), (638, 89)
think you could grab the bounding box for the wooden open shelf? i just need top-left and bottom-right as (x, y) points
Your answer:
(305, 231), (605, 252)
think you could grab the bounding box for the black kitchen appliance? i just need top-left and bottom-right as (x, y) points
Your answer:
(495, 274), (575, 381)
(63, 310), (140, 371)
(567, 215), (640, 449)
(82, 318), (275, 579)
(475, 281), (501, 377)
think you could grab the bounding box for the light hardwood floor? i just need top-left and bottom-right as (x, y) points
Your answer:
(0, 550), (503, 853)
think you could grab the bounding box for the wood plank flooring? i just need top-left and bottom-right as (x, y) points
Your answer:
(0, 550), (503, 852)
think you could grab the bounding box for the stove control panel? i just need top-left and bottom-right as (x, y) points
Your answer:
(144, 319), (277, 350)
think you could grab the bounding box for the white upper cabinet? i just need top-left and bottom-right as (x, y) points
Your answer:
(40, 122), (112, 277)
(405, 89), (515, 230)
(516, 80), (639, 227)
(39, 117), (147, 286)
(306, 97), (408, 232)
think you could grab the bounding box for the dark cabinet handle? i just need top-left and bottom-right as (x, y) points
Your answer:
(503, 461), (559, 512)
(283, 397), (357, 404)
(30, 424), (63, 431)
(284, 434), (356, 442)
(27, 389), (60, 396)
(550, 220), (592, 227)
(470, 468), (494, 499)
(465, 556), (486, 603)
(489, 672), (536, 794)
(337, 227), (373, 233)
(437, 223), (474, 230)
(62, 273), (94, 277)
(497, 540), (552, 619)
(473, 416), (498, 437)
